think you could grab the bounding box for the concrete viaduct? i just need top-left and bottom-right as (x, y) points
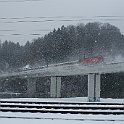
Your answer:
(0, 61), (124, 102)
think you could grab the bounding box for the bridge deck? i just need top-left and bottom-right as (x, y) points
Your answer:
(1, 62), (124, 78)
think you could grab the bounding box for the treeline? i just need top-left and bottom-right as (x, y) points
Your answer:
(0, 22), (124, 70)
(1, 74), (123, 98)
(0, 22), (124, 98)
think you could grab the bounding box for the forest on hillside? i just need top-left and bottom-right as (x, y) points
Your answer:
(0, 22), (124, 98)
(0, 22), (124, 71)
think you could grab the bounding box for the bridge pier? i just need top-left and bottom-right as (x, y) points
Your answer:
(0, 79), (2, 91)
(27, 78), (37, 97)
(50, 77), (61, 98)
(88, 74), (101, 102)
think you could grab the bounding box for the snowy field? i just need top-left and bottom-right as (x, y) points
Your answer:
(0, 97), (124, 124)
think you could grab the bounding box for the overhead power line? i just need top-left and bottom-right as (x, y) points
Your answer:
(0, 29), (51, 31)
(0, 32), (49, 36)
(0, 16), (124, 25)
(0, 0), (44, 2)
(0, 16), (124, 20)
(0, 16), (124, 37)
(1, 29), (124, 37)
(1, 18), (124, 24)
(0, 30), (16, 31)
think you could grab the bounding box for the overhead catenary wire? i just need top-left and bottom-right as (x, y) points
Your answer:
(0, 16), (124, 38)
(0, 16), (124, 20)
(0, 16), (124, 19)
(0, 16), (124, 25)
(0, 0), (44, 2)
(0, 28), (124, 36)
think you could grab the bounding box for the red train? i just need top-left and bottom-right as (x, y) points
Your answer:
(79, 56), (103, 64)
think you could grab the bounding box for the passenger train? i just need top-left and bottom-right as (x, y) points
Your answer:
(20, 55), (104, 71)
(79, 55), (103, 64)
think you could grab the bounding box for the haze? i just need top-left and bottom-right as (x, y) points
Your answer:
(0, 0), (124, 45)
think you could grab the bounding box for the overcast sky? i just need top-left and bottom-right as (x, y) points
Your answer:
(0, 0), (124, 45)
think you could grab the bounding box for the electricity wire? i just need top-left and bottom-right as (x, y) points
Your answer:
(0, 0), (44, 2)
(0, 16), (124, 37)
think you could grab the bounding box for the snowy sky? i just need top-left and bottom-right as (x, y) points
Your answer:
(0, 0), (124, 45)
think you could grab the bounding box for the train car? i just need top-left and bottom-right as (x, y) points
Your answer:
(79, 56), (103, 64)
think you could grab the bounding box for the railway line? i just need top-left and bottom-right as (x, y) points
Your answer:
(0, 100), (124, 115)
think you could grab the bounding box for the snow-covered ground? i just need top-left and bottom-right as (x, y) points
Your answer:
(0, 97), (124, 124)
